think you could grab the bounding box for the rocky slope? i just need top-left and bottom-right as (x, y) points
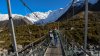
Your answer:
(57, 0), (100, 21)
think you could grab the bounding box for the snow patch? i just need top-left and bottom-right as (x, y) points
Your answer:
(88, 0), (98, 4)
(0, 14), (23, 21)
(0, 0), (99, 24)
(26, 0), (73, 24)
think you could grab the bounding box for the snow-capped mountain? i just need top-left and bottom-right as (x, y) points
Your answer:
(88, 0), (98, 4)
(26, 0), (99, 24)
(0, 0), (99, 25)
(75, 0), (98, 4)
(26, 11), (51, 24)
(27, 0), (73, 24)
(0, 14), (23, 21)
(57, 0), (100, 21)
(73, 0), (98, 7)
(0, 14), (33, 27)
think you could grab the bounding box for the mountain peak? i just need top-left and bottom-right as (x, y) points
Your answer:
(0, 0), (99, 25)
(0, 14), (23, 21)
(88, 0), (98, 4)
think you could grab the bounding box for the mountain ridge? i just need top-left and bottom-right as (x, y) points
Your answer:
(0, 14), (33, 27)
(0, 0), (99, 25)
(57, 0), (100, 21)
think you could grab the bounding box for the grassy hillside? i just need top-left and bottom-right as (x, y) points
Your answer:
(45, 11), (100, 45)
(0, 25), (48, 48)
(59, 11), (100, 45)
(0, 11), (100, 48)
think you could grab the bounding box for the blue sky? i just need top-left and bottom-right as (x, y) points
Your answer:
(0, 0), (70, 15)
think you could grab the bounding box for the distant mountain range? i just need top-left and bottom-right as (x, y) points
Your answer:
(0, 14), (32, 27)
(0, 0), (99, 26)
(57, 0), (100, 21)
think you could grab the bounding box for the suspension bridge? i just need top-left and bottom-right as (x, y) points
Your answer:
(0, 0), (100, 56)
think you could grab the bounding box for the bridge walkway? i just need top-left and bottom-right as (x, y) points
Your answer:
(44, 38), (63, 56)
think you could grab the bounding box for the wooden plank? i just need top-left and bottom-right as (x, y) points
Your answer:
(44, 38), (62, 56)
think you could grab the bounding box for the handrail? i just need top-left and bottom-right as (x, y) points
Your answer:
(6, 36), (46, 55)
(18, 35), (47, 53)
(60, 30), (92, 56)
(26, 39), (48, 56)
(6, 34), (50, 56)
(74, 42), (92, 56)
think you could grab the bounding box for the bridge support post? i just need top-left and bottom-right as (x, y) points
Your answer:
(71, 40), (74, 56)
(32, 45), (34, 56)
(84, 0), (88, 56)
(65, 37), (68, 56)
(6, 0), (18, 56)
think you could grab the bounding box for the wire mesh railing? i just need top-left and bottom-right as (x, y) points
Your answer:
(59, 31), (100, 56)
(0, 30), (100, 56)
(0, 35), (50, 56)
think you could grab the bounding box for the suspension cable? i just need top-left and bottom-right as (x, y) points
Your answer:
(19, 0), (39, 18)
(19, 0), (33, 12)
(19, 0), (45, 24)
